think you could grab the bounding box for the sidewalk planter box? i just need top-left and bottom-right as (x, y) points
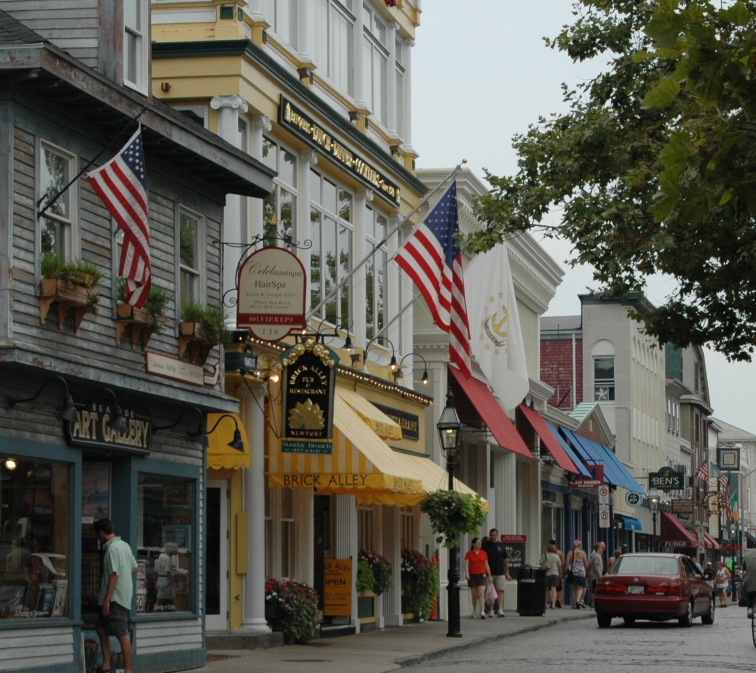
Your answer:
(357, 590), (375, 622)
(116, 303), (153, 349)
(178, 321), (213, 364)
(265, 602), (282, 621)
(39, 278), (88, 332)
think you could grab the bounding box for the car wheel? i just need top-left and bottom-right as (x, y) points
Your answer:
(679, 600), (694, 628)
(623, 616), (636, 625)
(701, 596), (715, 625)
(597, 614), (612, 628)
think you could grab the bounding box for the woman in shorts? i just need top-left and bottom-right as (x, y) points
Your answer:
(464, 537), (492, 619)
(541, 543), (563, 609)
(565, 539), (588, 608)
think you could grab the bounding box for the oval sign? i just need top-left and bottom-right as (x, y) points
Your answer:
(236, 247), (307, 341)
(625, 491), (642, 507)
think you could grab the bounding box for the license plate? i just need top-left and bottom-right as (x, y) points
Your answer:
(628, 585), (644, 594)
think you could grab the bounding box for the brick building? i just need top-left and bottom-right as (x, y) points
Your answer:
(540, 315), (583, 412)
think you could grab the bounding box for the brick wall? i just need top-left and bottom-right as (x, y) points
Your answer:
(540, 337), (583, 411)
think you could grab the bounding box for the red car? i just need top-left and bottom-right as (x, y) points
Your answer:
(594, 553), (715, 628)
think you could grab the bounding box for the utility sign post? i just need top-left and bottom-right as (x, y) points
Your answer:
(598, 484), (610, 529)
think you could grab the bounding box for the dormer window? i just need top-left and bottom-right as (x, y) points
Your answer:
(124, 0), (148, 93)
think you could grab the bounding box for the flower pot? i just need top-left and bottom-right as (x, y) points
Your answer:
(39, 279), (89, 332)
(178, 322), (213, 364)
(116, 303), (153, 349)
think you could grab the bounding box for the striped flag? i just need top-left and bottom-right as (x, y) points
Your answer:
(86, 127), (151, 308)
(719, 475), (732, 520)
(395, 181), (471, 377)
(696, 461), (709, 481)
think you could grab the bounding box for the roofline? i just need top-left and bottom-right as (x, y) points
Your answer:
(579, 291), (656, 315)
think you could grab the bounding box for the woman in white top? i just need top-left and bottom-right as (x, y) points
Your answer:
(715, 560), (731, 608)
(541, 543), (563, 609)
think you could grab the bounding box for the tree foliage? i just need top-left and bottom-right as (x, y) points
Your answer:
(467, 0), (756, 360)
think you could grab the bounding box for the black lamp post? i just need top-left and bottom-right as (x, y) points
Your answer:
(437, 389), (463, 638)
(648, 488), (660, 553)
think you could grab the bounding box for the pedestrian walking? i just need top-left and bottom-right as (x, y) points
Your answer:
(565, 539), (588, 608)
(732, 565), (742, 604)
(743, 548), (756, 618)
(93, 518), (138, 673)
(607, 548), (622, 572)
(540, 543), (562, 609)
(544, 538), (564, 607)
(464, 537), (492, 619)
(714, 560), (731, 608)
(587, 541), (605, 608)
(482, 528), (510, 617)
(703, 562), (715, 585)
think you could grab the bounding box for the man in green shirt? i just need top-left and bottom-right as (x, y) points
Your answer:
(94, 518), (137, 673)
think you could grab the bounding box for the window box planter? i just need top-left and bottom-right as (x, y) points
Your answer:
(178, 322), (213, 365)
(116, 303), (153, 349)
(39, 278), (88, 332)
(357, 590), (376, 622)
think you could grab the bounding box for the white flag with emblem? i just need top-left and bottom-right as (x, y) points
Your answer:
(465, 243), (529, 409)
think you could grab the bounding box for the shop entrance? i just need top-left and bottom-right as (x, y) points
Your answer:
(206, 479), (229, 631)
(313, 495), (331, 611)
(81, 461), (111, 619)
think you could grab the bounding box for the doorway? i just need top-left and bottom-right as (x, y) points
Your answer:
(206, 479), (229, 632)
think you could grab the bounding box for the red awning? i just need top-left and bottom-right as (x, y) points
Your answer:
(703, 532), (719, 550)
(516, 405), (580, 474)
(448, 367), (532, 460)
(660, 511), (697, 548)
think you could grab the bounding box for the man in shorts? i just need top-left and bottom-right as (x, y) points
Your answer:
(482, 528), (511, 617)
(94, 518), (138, 673)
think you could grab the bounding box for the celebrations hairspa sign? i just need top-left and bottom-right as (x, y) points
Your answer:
(279, 96), (401, 206)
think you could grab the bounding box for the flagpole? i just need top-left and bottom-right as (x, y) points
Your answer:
(373, 292), (420, 340)
(306, 159), (467, 321)
(37, 108), (148, 220)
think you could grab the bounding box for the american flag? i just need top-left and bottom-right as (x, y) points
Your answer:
(696, 461), (709, 481)
(86, 128), (151, 308)
(719, 474), (732, 520)
(395, 181), (471, 377)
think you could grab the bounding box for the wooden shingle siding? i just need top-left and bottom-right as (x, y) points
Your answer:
(135, 618), (203, 655)
(0, 0), (99, 67)
(0, 626), (74, 670)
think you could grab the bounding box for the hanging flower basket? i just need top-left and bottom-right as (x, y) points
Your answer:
(420, 490), (487, 549)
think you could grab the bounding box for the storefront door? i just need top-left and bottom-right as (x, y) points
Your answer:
(206, 479), (229, 632)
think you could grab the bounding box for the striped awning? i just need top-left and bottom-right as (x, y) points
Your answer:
(335, 387), (402, 440)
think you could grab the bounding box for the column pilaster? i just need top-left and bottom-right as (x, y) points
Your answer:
(382, 505), (403, 626)
(335, 494), (359, 632)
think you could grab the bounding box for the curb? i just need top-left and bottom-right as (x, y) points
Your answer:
(395, 613), (594, 668)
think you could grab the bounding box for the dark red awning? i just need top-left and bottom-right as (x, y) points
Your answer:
(517, 405), (580, 474)
(703, 532), (719, 550)
(660, 510), (697, 548)
(448, 367), (532, 459)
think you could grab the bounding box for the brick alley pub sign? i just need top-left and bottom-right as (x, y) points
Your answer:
(280, 96), (401, 207)
(280, 339), (338, 454)
(649, 466), (684, 493)
(65, 404), (151, 455)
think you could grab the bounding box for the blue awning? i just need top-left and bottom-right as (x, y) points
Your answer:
(544, 420), (592, 478)
(560, 429), (645, 493)
(619, 515), (642, 532)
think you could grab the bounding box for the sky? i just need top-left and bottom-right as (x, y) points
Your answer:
(411, 0), (756, 436)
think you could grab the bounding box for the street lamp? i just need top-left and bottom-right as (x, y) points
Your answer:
(648, 488), (660, 553)
(437, 389), (463, 638)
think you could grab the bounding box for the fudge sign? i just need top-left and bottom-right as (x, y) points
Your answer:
(236, 247), (306, 341)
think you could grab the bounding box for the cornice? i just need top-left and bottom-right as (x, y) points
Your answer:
(508, 245), (558, 314)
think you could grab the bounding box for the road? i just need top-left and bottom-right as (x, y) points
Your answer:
(407, 604), (755, 673)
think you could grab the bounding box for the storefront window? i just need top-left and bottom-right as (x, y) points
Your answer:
(136, 473), (194, 614)
(0, 458), (70, 620)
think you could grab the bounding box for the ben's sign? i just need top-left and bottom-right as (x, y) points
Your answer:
(649, 466), (684, 493)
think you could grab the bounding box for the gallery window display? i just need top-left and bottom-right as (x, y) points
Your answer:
(0, 458), (70, 620)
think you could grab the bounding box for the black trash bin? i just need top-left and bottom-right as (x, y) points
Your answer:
(516, 565), (547, 616)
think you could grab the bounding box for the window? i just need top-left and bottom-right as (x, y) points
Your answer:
(310, 171), (353, 325)
(310, 0), (354, 95)
(363, 5), (388, 126)
(123, 0), (148, 92)
(261, 138), (297, 244)
(594, 357), (615, 401)
(39, 141), (76, 259)
(280, 488), (294, 578)
(0, 458), (70, 620)
(365, 207), (387, 343)
(178, 208), (204, 306)
(136, 473), (195, 614)
(694, 362), (700, 392)
(400, 506), (415, 550)
(358, 505), (373, 552)
(260, 0), (297, 47)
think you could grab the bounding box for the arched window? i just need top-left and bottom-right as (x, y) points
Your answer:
(592, 339), (615, 401)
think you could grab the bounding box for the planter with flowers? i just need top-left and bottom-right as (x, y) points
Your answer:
(39, 252), (104, 332)
(264, 578), (321, 644)
(355, 551), (392, 623)
(178, 301), (232, 364)
(400, 548), (439, 621)
(420, 489), (487, 549)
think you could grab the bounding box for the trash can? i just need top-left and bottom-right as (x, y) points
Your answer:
(516, 565), (547, 616)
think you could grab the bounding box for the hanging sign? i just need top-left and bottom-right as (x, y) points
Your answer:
(323, 558), (352, 617)
(280, 338), (338, 454)
(236, 246), (306, 341)
(625, 491), (642, 507)
(672, 499), (694, 516)
(65, 403), (152, 455)
(648, 466), (684, 493)
(717, 447), (740, 471)
(500, 535), (526, 578)
(570, 465), (604, 489)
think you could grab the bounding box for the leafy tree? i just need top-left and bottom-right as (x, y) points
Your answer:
(467, 0), (756, 361)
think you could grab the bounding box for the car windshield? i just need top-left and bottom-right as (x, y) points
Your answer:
(609, 555), (679, 576)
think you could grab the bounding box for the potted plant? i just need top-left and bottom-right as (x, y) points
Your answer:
(400, 548), (439, 621)
(264, 578), (321, 644)
(39, 252), (104, 331)
(178, 301), (232, 363)
(116, 278), (172, 348)
(420, 490), (487, 549)
(357, 550), (392, 596)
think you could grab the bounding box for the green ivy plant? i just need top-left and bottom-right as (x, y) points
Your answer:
(400, 548), (439, 621)
(358, 550), (392, 596)
(356, 561), (375, 592)
(420, 490), (487, 549)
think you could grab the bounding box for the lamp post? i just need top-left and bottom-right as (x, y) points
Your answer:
(437, 389), (463, 638)
(648, 488), (660, 553)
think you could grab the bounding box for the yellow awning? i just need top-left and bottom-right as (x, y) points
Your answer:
(207, 412), (250, 470)
(268, 398), (425, 505)
(335, 388), (402, 440)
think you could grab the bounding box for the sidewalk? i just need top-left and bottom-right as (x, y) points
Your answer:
(202, 609), (594, 673)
